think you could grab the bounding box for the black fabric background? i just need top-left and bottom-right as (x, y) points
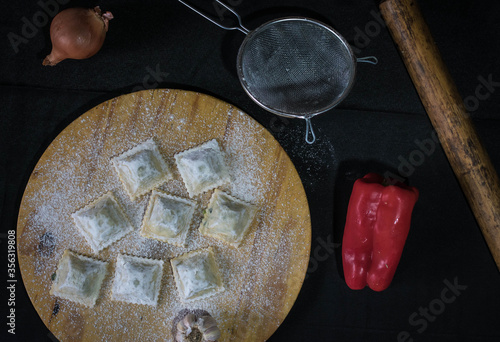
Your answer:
(1, 0), (500, 341)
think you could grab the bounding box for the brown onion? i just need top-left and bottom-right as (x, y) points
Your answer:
(43, 6), (113, 66)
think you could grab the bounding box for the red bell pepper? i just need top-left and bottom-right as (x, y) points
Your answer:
(342, 173), (419, 291)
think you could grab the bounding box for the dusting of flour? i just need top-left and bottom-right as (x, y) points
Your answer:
(18, 90), (310, 342)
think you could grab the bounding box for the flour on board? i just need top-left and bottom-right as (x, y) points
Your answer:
(18, 90), (311, 341)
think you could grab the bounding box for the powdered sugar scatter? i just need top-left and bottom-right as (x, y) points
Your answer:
(18, 90), (310, 341)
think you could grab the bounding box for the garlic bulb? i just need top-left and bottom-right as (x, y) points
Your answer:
(197, 316), (221, 341)
(174, 310), (221, 342)
(176, 313), (196, 336)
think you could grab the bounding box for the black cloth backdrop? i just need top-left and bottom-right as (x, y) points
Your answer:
(1, 0), (500, 341)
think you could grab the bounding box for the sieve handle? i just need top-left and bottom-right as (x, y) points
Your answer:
(357, 56), (378, 65)
(305, 117), (316, 144)
(380, 0), (500, 271)
(177, 0), (250, 34)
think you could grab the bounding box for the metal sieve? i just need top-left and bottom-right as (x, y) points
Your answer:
(178, 0), (377, 143)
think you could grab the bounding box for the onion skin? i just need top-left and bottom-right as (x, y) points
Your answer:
(43, 6), (113, 66)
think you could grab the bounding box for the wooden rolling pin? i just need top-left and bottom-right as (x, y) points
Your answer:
(379, 0), (500, 271)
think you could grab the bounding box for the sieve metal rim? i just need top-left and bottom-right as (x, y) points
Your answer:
(236, 16), (358, 120)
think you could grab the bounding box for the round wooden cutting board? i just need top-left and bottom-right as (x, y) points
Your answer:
(17, 89), (311, 342)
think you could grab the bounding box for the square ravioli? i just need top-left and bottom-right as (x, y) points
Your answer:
(174, 139), (230, 197)
(111, 254), (164, 306)
(140, 190), (196, 247)
(50, 250), (108, 307)
(170, 247), (224, 302)
(72, 191), (134, 253)
(200, 189), (258, 247)
(112, 139), (173, 200)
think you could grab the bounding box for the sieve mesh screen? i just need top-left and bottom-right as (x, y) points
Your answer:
(237, 18), (356, 117)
